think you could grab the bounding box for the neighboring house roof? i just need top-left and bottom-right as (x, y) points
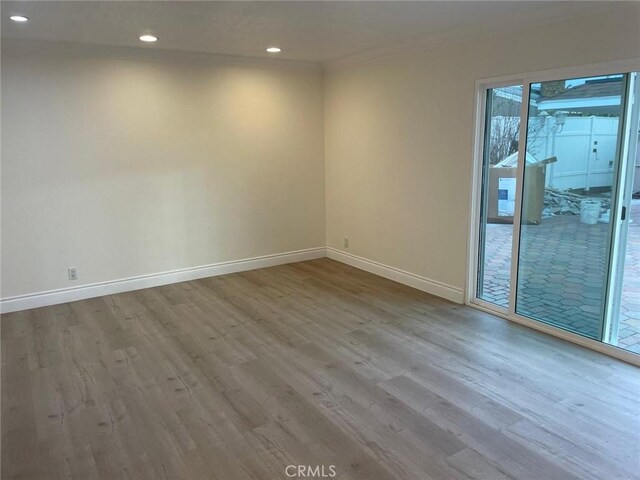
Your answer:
(494, 86), (524, 103)
(537, 77), (623, 114)
(493, 86), (540, 115)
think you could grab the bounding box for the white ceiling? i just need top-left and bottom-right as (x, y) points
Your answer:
(0, 1), (616, 68)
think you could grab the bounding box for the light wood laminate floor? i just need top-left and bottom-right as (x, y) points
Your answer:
(2, 259), (639, 480)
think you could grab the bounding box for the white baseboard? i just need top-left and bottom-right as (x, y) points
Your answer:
(0, 247), (326, 314)
(326, 247), (464, 304)
(1, 246), (464, 314)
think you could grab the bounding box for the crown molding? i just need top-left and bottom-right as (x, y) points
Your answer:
(0, 38), (323, 73)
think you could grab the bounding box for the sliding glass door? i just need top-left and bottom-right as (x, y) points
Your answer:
(473, 69), (640, 356)
(516, 74), (628, 339)
(607, 72), (640, 353)
(476, 85), (521, 308)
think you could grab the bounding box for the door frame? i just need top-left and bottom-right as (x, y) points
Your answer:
(466, 58), (640, 366)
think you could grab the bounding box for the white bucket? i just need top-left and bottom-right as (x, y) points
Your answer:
(580, 200), (601, 225)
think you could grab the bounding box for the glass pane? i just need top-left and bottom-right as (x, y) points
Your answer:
(477, 85), (522, 307)
(516, 74), (627, 339)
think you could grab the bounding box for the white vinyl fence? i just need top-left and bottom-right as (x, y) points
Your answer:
(530, 116), (619, 191)
(493, 116), (620, 191)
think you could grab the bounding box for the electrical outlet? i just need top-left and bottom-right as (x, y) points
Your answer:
(68, 267), (78, 281)
(344, 238), (349, 248)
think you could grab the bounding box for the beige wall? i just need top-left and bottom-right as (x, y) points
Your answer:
(324, 5), (640, 295)
(1, 46), (325, 297)
(3, 5), (639, 302)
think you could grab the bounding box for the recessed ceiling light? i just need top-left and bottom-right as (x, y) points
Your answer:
(266, 47), (282, 53)
(139, 34), (158, 43)
(10, 15), (28, 22)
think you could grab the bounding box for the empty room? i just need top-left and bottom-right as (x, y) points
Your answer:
(1, 1), (639, 479)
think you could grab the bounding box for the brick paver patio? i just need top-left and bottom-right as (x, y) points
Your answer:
(479, 200), (640, 354)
